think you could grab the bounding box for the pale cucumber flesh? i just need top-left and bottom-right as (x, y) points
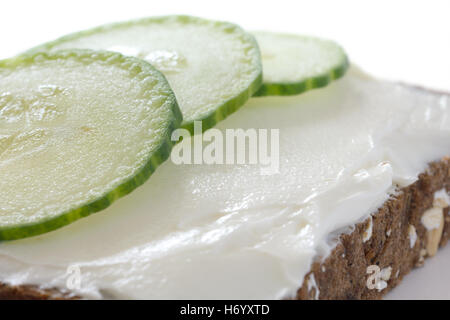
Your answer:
(253, 31), (349, 96)
(31, 16), (262, 133)
(0, 50), (181, 240)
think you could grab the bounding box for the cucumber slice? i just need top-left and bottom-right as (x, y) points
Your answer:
(30, 15), (262, 133)
(0, 50), (181, 240)
(253, 32), (349, 96)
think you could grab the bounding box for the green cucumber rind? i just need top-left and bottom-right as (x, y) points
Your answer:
(27, 15), (263, 134)
(0, 49), (182, 241)
(254, 55), (349, 97)
(182, 69), (262, 134)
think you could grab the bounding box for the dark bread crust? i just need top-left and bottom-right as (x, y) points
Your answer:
(0, 283), (75, 300)
(297, 157), (450, 299)
(0, 158), (449, 300)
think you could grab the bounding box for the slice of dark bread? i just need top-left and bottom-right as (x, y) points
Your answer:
(297, 157), (450, 299)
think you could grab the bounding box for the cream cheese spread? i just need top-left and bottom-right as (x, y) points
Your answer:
(0, 67), (449, 299)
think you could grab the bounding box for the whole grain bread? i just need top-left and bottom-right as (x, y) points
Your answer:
(297, 157), (450, 299)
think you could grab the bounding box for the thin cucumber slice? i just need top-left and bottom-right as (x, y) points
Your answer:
(30, 15), (262, 133)
(0, 50), (181, 240)
(253, 31), (349, 96)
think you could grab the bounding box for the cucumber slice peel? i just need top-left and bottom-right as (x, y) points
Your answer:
(0, 50), (181, 240)
(29, 15), (262, 133)
(253, 31), (349, 96)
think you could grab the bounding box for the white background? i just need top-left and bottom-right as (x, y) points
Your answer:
(1, 0), (449, 299)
